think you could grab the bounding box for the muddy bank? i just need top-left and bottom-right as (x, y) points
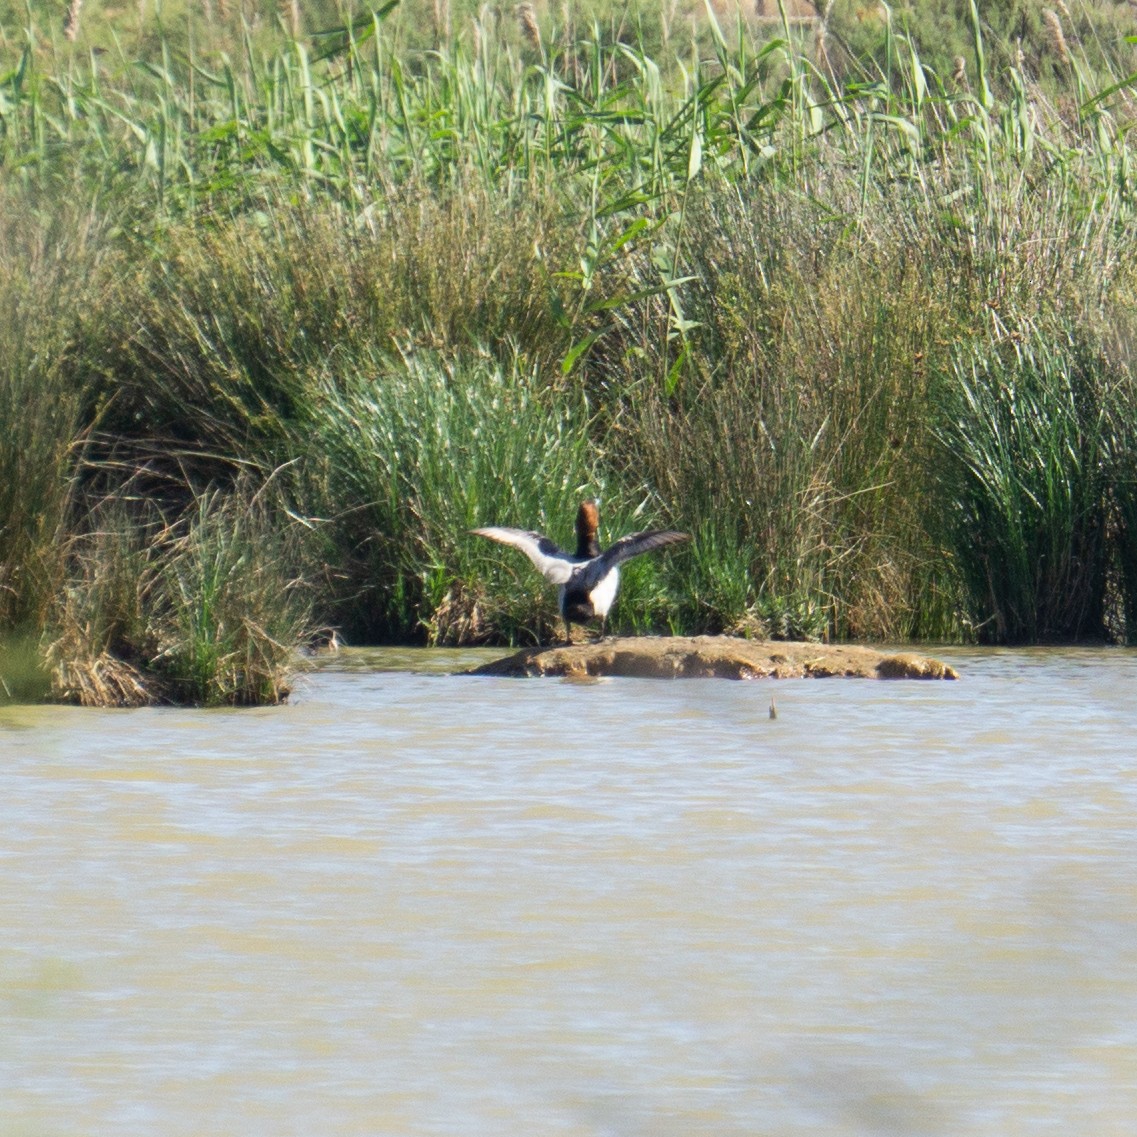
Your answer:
(467, 636), (959, 680)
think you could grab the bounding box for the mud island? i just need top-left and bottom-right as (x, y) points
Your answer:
(468, 636), (959, 681)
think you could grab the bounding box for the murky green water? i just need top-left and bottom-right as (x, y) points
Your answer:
(2, 648), (1136, 1136)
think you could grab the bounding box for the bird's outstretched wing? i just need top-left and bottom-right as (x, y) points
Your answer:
(577, 529), (689, 591)
(471, 527), (576, 584)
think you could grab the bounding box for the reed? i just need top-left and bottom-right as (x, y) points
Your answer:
(1096, 297), (1137, 641)
(156, 488), (314, 705)
(302, 345), (681, 645)
(44, 503), (159, 707)
(0, 202), (85, 635)
(1, 1), (1136, 702)
(0, 635), (51, 704)
(932, 328), (1112, 643)
(45, 488), (315, 706)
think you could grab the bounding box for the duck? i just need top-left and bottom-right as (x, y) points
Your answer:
(472, 500), (688, 643)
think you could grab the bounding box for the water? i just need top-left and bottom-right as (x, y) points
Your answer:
(2, 648), (1136, 1136)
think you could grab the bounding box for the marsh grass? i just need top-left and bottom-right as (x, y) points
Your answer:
(43, 500), (161, 707)
(2, 3), (1137, 702)
(600, 183), (964, 640)
(1103, 299), (1137, 640)
(304, 345), (682, 645)
(45, 487), (314, 706)
(0, 214), (85, 634)
(933, 328), (1112, 642)
(0, 635), (51, 704)
(156, 488), (314, 704)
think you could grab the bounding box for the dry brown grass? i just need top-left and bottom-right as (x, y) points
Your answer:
(46, 645), (152, 707)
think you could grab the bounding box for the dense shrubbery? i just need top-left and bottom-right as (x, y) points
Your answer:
(2, 0), (1136, 702)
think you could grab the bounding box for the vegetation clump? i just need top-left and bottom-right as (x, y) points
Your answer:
(1, 0), (1137, 702)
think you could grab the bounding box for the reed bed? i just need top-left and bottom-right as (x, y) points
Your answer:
(42, 487), (315, 706)
(2, 1), (1137, 702)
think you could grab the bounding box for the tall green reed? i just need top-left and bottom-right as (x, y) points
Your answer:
(157, 487), (314, 705)
(933, 328), (1112, 642)
(0, 205), (84, 634)
(303, 345), (677, 645)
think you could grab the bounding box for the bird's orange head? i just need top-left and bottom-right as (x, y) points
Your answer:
(575, 499), (601, 557)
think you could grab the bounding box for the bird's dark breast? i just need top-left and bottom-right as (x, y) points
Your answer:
(562, 589), (595, 625)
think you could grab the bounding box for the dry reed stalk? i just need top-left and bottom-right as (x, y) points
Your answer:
(815, 26), (831, 77)
(815, 0), (836, 80)
(432, 0), (451, 44)
(818, 0), (836, 59)
(49, 648), (153, 707)
(282, 0), (301, 39)
(423, 586), (491, 646)
(517, 3), (542, 54)
(1042, 9), (1071, 64)
(63, 0), (82, 41)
